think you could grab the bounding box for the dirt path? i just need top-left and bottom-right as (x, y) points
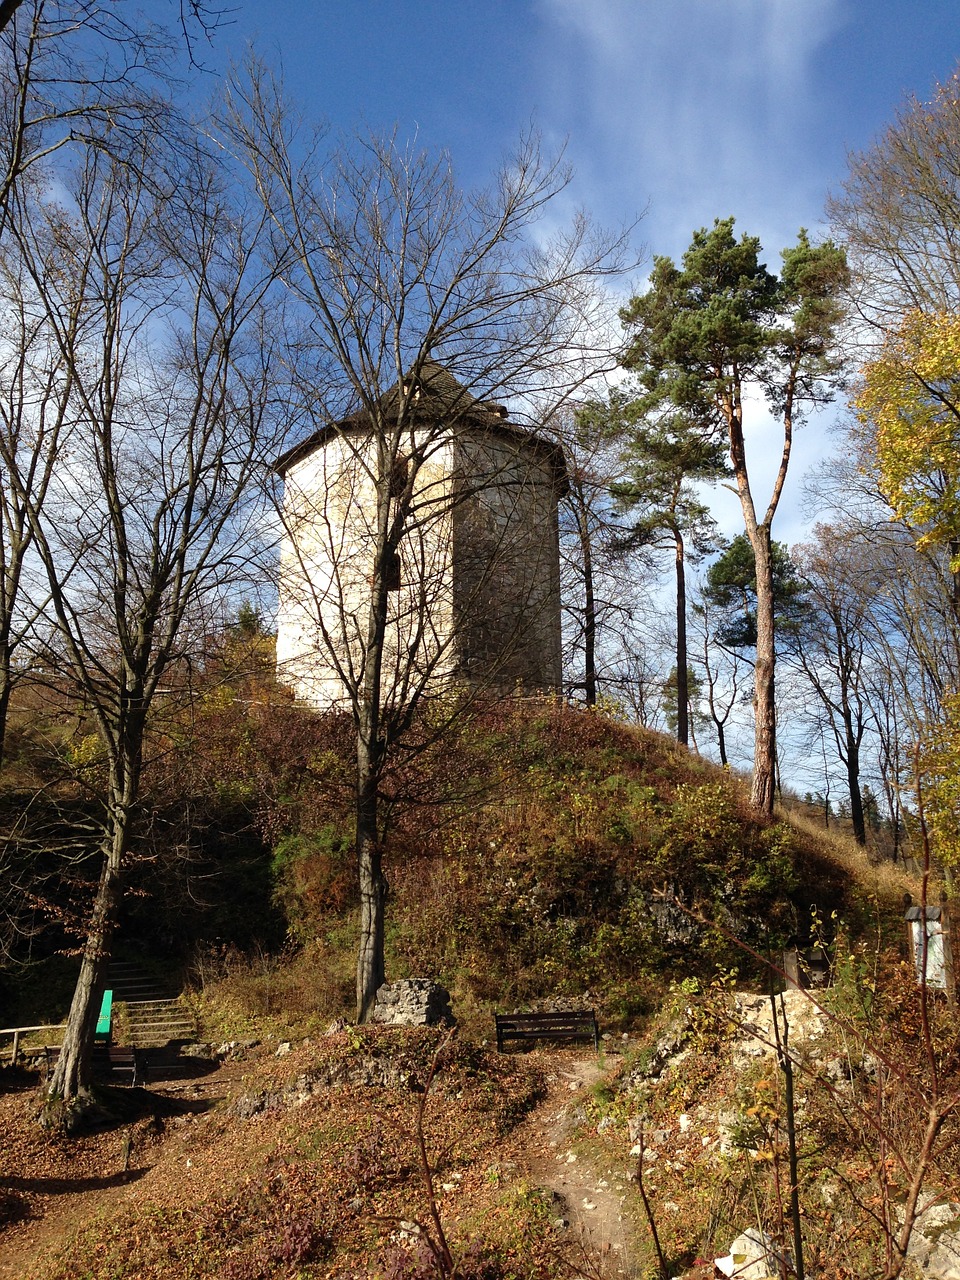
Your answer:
(1, 1048), (639, 1279)
(0, 1072), (230, 1280)
(509, 1050), (638, 1276)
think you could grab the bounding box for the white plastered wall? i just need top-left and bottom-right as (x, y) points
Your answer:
(276, 428), (456, 709)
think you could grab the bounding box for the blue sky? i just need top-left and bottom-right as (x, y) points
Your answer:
(208, 0), (960, 544)
(213, 0), (960, 263)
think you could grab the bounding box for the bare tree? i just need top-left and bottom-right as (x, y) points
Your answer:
(0, 1), (180, 238)
(0, 0), (237, 767)
(222, 63), (632, 1020)
(0, 216), (79, 767)
(828, 66), (960, 331)
(805, 431), (960, 855)
(788, 524), (874, 844)
(541, 401), (654, 709)
(688, 586), (747, 769)
(4, 127), (282, 1110)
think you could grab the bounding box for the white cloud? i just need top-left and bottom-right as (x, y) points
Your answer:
(535, 0), (848, 257)
(531, 0), (853, 555)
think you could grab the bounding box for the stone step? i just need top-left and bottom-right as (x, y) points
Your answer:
(124, 999), (188, 1010)
(125, 1017), (194, 1029)
(106, 961), (182, 1003)
(105, 961), (198, 1046)
(128, 1030), (195, 1039)
(110, 983), (179, 1000)
(111, 988), (176, 998)
(127, 1025), (197, 1046)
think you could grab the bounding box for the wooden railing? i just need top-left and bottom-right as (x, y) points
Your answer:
(1, 1024), (65, 1065)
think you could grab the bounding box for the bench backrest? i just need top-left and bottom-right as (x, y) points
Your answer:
(494, 1010), (599, 1051)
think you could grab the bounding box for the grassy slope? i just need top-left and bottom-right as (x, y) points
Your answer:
(205, 698), (919, 1040)
(0, 697), (933, 1278)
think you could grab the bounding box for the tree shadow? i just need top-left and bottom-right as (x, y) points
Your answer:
(1, 1166), (151, 1195)
(0, 1065), (46, 1094)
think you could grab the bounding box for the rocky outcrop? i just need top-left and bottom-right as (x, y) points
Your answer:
(904, 1200), (960, 1280)
(233, 1055), (418, 1118)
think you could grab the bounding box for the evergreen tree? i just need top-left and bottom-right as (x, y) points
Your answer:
(606, 395), (726, 746)
(704, 534), (807, 652)
(620, 219), (848, 812)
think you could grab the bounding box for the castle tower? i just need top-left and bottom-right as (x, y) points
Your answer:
(274, 362), (567, 708)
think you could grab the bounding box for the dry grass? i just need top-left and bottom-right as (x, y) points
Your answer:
(778, 802), (922, 910)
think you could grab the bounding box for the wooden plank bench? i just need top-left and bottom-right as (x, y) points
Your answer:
(494, 1010), (599, 1053)
(94, 989), (113, 1045)
(43, 1043), (150, 1085)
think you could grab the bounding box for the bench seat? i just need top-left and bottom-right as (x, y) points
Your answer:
(494, 1010), (599, 1053)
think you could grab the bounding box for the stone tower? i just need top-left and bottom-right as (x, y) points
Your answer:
(274, 362), (567, 709)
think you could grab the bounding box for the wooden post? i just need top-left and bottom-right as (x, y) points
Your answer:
(11, 1029), (20, 1066)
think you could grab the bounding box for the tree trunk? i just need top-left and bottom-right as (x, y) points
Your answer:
(0, 642), (10, 771)
(45, 729), (141, 1108)
(674, 528), (688, 746)
(0, 1), (25, 40)
(751, 525), (777, 815)
(843, 704), (866, 845)
(44, 818), (127, 1107)
(355, 764), (386, 1023)
(355, 460), (392, 1024)
(581, 507), (597, 708)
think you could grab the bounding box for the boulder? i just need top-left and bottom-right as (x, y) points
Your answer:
(371, 978), (455, 1027)
(715, 1228), (791, 1279)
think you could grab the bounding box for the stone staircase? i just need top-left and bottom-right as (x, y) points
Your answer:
(106, 961), (198, 1048)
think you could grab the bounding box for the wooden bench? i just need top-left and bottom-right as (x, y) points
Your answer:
(43, 1043), (150, 1085)
(494, 1010), (599, 1053)
(94, 989), (113, 1045)
(101, 1045), (150, 1086)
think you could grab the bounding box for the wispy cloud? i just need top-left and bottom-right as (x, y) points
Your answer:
(535, 0), (848, 258)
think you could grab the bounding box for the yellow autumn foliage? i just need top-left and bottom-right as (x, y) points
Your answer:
(916, 689), (960, 871)
(855, 310), (960, 567)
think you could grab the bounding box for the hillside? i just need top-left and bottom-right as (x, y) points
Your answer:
(3, 970), (958, 1279)
(3, 697), (951, 1279)
(177, 695), (914, 1037)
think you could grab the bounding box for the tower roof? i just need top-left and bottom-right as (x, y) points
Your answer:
(274, 360), (567, 493)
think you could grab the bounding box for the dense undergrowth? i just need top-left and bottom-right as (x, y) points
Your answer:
(188, 693), (909, 1034)
(581, 957), (960, 1279)
(3, 685), (947, 1279)
(2, 687), (912, 1036)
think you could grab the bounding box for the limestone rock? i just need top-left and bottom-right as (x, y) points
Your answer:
(904, 1201), (960, 1280)
(371, 978), (455, 1027)
(716, 1228), (791, 1279)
